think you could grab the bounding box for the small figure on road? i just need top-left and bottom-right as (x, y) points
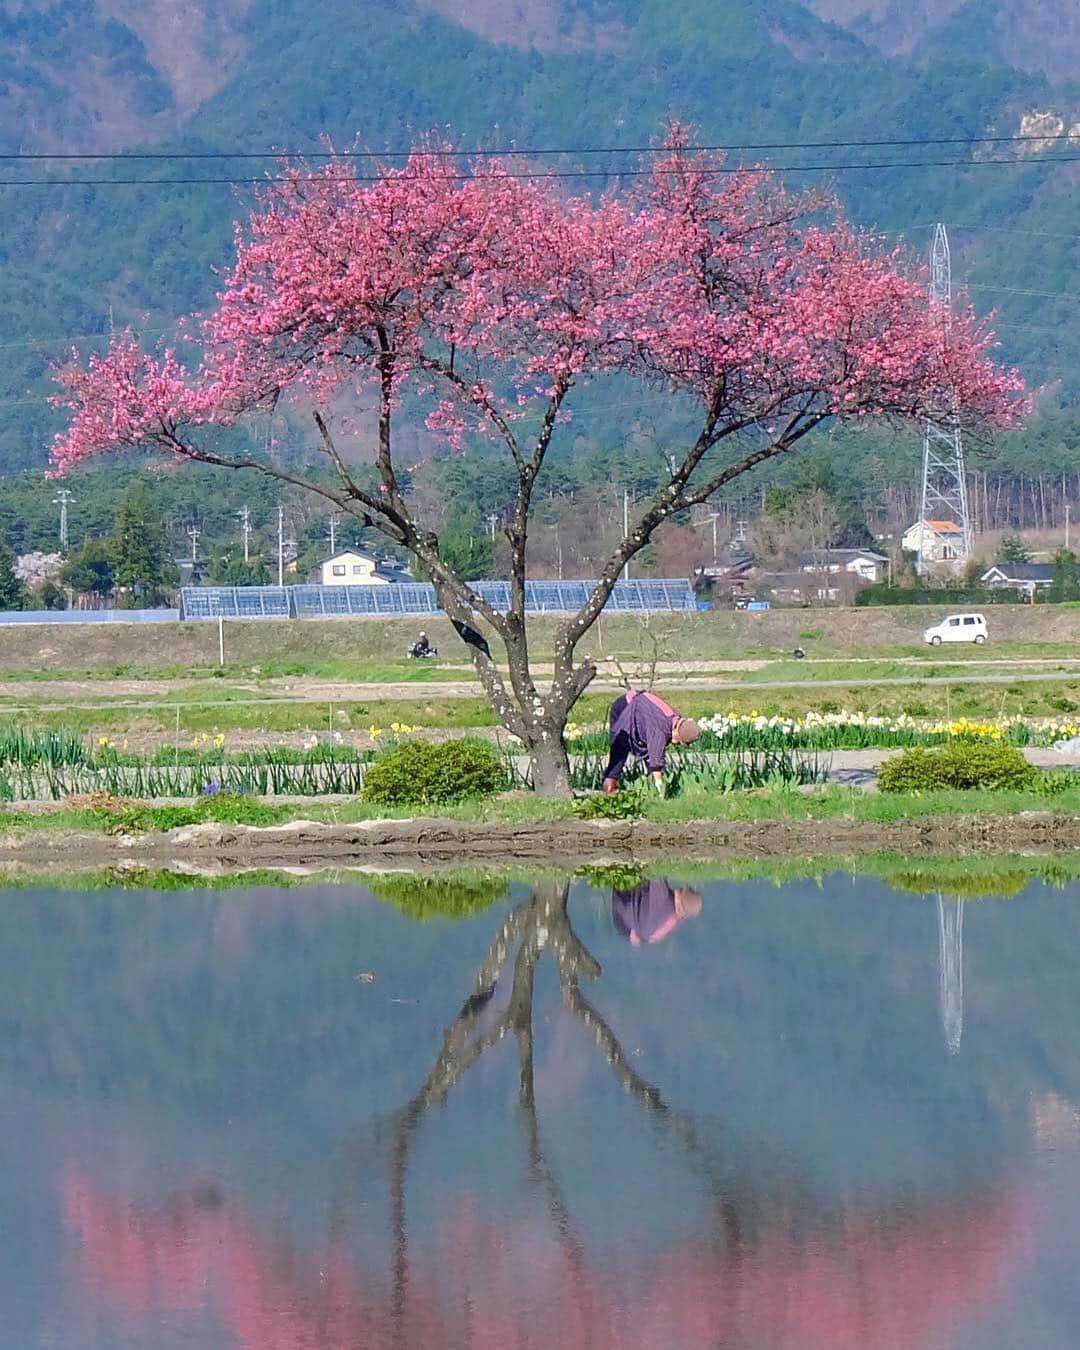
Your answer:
(612, 878), (703, 946)
(601, 689), (699, 796)
(408, 631), (437, 659)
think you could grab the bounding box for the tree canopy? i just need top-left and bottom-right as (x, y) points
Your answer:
(52, 133), (1023, 793)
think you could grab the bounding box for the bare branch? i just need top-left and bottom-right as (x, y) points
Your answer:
(418, 354), (525, 470)
(311, 409), (367, 503)
(158, 430), (411, 545)
(676, 410), (830, 511)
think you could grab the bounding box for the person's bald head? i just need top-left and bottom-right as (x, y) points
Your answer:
(673, 886), (703, 918)
(673, 717), (700, 746)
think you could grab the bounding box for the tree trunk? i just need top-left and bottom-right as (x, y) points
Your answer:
(527, 726), (574, 798)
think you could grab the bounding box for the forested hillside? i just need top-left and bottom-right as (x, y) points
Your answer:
(0, 0), (1076, 487)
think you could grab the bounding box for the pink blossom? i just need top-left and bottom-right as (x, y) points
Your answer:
(51, 133), (1024, 485)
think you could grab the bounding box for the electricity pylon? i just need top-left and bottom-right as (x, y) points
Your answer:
(916, 224), (972, 575)
(937, 893), (964, 1056)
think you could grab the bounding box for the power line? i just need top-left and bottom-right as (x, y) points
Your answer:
(0, 328), (170, 352)
(0, 281), (1072, 370)
(1, 156), (1078, 186)
(968, 283), (1080, 301)
(2, 133), (1079, 160)
(883, 222), (1080, 242)
(949, 223), (1080, 241)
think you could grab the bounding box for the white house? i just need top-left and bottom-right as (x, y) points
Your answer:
(902, 520), (965, 562)
(319, 549), (391, 586)
(980, 562), (1055, 597)
(797, 548), (888, 583)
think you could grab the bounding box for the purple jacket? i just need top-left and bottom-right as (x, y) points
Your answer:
(612, 879), (679, 945)
(602, 689), (678, 780)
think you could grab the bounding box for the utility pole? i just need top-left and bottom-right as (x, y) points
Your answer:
(277, 506), (284, 586)
(238, 506), (252, 563)
(187, 522), (201, 565)
(53, 488), (73, 549)
(328, 512), (338, 555)
(487, 512), (499, 541)
(622, 488), (630, 582)
(1066, 503), (1071, 551)
(701, 512), (721, 565)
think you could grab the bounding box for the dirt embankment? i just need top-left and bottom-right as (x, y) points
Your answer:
(9, 812), (1080, 872)
(5, 603), (1080, 676)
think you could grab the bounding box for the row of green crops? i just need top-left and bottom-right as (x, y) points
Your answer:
(0, 724), (370, 773)
(0, 726), (90, 769)
(0, 739), (827, 802)
(116, 744), (367, 768)
(548, 746), (828, 794)
(0, 753), (371, 802)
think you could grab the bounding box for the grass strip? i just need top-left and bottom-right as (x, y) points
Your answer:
(6, 783), (1080, 839)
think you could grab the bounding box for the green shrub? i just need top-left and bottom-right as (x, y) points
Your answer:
(878, 741), (1037, 793)
(108, 794), (288, 834)
(576, 863), (648, 888)
(1030, 770), (1076, 797)
(890, 866), (1032, 901)
(366, 871), (509, 919)
(573, 790), (646, 820)
(902, 701), (930, 717)
(361, 738), (507, 806)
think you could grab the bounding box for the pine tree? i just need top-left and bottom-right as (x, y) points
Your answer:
(60, 536), (115, 603)
(0, 541), (29, 610)
(1048, 548), (1080, 603)
(999, 533), (1032, 564)
(109, 491), (177, 608)
(437, 510), (496, 581)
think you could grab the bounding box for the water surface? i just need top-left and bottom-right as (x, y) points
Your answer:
(3, 865), (1080, 1348)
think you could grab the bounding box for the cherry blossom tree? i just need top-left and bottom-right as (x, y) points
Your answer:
(52, 133), (1024, 795)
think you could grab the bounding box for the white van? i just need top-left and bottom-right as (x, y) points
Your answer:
(923, 613), (988, 646)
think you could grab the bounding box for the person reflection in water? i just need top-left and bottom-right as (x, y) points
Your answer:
(613, 878), (703, 946)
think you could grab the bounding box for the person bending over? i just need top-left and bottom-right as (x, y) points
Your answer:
(612, 878), (704, 946)
(601, 688), (699, 796)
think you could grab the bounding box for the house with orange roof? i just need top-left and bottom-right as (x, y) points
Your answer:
(901, 519), (965, 562)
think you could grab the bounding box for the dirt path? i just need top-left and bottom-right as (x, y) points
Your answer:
(5, 665), (1080, 713)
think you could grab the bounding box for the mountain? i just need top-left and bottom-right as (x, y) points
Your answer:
(0, 0), (1076, 473)
(804, 0), (1080, 80)
(0, 0), (250, 152)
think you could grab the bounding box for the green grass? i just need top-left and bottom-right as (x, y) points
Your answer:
(0, 698), (503, 737)
(3, 675), (1080, 740)
(106, 796), (294, 834)
(6, 848), (1080, 898)
(8, 607), (1080, 678)
(619, 850), (1080, 898)
(7, 646), (1080, 690)
(6, 782), (1080, 840)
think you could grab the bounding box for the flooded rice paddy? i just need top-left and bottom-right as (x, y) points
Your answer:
(3, 861), (1080, 1348)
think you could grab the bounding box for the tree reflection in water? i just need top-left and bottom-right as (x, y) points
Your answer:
(61, 878), (1035, 1349)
